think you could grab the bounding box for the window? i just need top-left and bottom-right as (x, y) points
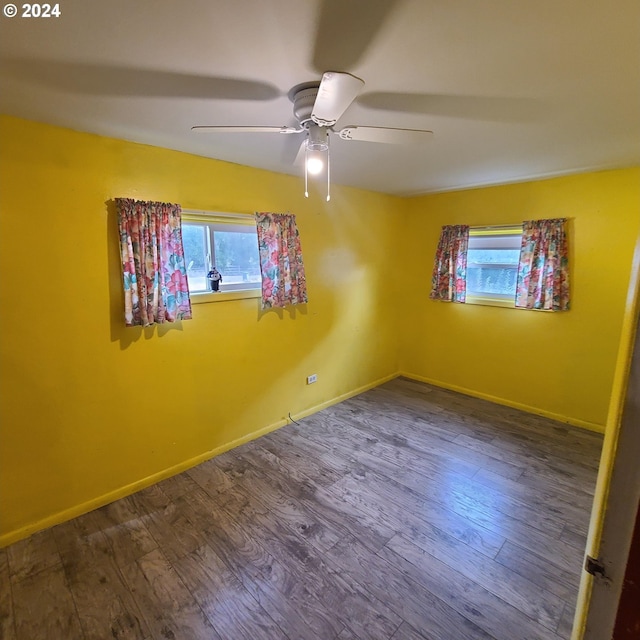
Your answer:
(181, 212), (261, 299)
(466, 226), (522, 306)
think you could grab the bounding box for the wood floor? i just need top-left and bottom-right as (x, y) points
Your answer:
(0, 378), (603, 640)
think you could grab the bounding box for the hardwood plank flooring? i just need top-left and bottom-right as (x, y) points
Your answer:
(1, 378), (603, 639)
(0, 548), (15, 640)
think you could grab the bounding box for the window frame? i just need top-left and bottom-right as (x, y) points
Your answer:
(465, 225), (523, 308)
(181, 210), (262, 304)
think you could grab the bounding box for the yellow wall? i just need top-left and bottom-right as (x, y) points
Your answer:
(400, 169), (640, 431)
(1, 114), (638, 545)
(0, 115), (401, 544)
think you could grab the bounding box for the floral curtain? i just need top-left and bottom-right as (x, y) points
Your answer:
(429, 225), (470, 303)
(116, 198), (192, 327)
(255, 212), (308, 309)
(515, 218), (569, 311)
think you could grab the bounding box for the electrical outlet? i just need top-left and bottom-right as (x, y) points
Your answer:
(307, 374), (318, 384)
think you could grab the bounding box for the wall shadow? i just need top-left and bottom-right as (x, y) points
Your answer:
(257, 303), (308, 321)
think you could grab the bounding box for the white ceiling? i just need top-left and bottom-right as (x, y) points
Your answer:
(1, 0), (639, 196)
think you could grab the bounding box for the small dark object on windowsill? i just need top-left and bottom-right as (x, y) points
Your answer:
(207, 267), (222, 292)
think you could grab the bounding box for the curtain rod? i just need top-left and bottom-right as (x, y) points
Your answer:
(182, 208), (253, 220)
(470, 223), (523, 231)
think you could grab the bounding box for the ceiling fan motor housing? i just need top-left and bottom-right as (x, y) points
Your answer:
(290, 83), (321, 126)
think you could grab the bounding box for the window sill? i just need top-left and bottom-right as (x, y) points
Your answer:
(191, 288), (261, 304)
(465, 295), (516, 309)
(464, 296), (557, 312)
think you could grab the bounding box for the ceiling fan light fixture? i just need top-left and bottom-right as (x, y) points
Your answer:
(304, 130), (331, 201)
(307, 123), (329, 151)
(306, 152), (324, 175)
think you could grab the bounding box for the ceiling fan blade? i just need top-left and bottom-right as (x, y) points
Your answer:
(336, 126), (433, 144)
(311, 72), (364, 127)
(312, 0), (403, 71)
(292, 139), (307, 166)
(191, 126), (301, 134)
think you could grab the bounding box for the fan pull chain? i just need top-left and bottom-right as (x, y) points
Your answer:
(326, 141), (331, 202)
(304, 141), (309, 198)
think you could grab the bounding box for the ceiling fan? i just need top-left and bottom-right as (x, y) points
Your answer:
(191, 71), (433, 200)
